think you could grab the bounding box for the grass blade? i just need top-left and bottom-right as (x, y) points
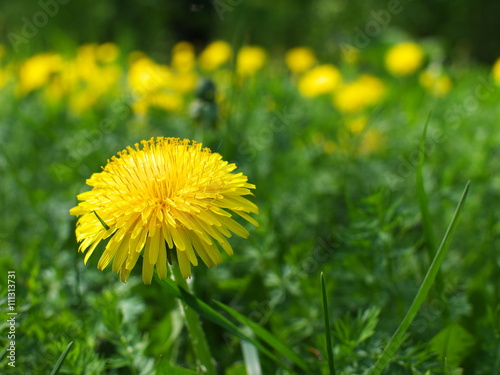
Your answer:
(321, 272), (336, 375)
(214, 300), (312, 373)
(367, 181), (470, 375)
(49, 341), (74, 375)
(241, 328), (263, 375)
(157, 277), (299, 373)
(416, 113), (444, 295)
(170, 263), (216, 375)
(416, 113), (437, 256)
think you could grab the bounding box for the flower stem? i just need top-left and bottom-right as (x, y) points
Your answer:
(170, 262), (217, 375)
(367, 181), (470, 375)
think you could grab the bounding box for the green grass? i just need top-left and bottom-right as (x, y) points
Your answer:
(1, 44), (500, 374)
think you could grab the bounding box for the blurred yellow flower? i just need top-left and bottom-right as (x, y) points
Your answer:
(385, 42), (424, 76)
(43, 76), (66, 104)
(70, 137), (259, 284)
(75, 44), (99, 83)
(346, 116), (368, 134)
(236, 46), (267, 76)
(96, 43), (120, 63)
(419, 70), (452, 97)
(492, 57), (500, 84)
(69, 89), (98, 114)
(173, 72), (198, 94)
(128, 57), (172, 95)
(333, 74), (385, 113)
(148, 92), (183, 112)
(199, 41), (232, 71)
(285, 47), (316, 74)
(298, 64), (342, 97)
(132, 100), (149, 115)
(93, 65), (122, 94)
(0, 69), (8, 88)
(172, 41), (196, 73)
(18, 53), (63, 95)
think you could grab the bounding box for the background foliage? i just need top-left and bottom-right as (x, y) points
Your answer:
(1, 1), (499, 374)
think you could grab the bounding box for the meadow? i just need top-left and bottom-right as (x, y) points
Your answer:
(1, 38), (500, 374)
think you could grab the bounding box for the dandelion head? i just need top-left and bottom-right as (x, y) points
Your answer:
(70, 137), (259, 284)
(172, 41), (196, 72)
(199, 41), (232, 71)
(333, 74), (385, 114)
(419, 70), (452, 97)
(298, 64), (342, 97)
(96, 43), (120, 64)
(17, 53), (63, 95)
(285, 47), (316, 74)
(236, 46), (267, 76)
(385, 42), (424, 76)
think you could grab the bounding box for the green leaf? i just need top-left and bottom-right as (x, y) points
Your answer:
(0, 346), (7, 362)
(156, 360), (197, 375)
(429, 323), (476, 370)
(49, 341), (74, 375)
(333, 307), (380, 348)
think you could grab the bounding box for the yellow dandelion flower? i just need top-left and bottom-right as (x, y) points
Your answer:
(298, 64), (342, 97)
(346, 116), (368, 134)
(43, 76), (66, 104)
(173, 72), (198, 94)
(172, 41), (196, 72)
(148, 92), (183, 112)
(419, 70), (452, 97)
(0, 69), (8, 88)
(131, 100), (149, 115)
(285, 47), (316, 74)
(17, 53), (63, 95)
(69, 89), (97, 114)
(493, 57), (500, 84)
(333, 74), (385, 114)
(96, 43), (120, 63)
(236, 46), (267, 76)
(385, 42), (424, 76)
(75, 44), (99, 83)
(199, 41), (232, 71)
(90, 64), (122, 95)
(69, 137), (259, 284)
(128, 57), (172, 95)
